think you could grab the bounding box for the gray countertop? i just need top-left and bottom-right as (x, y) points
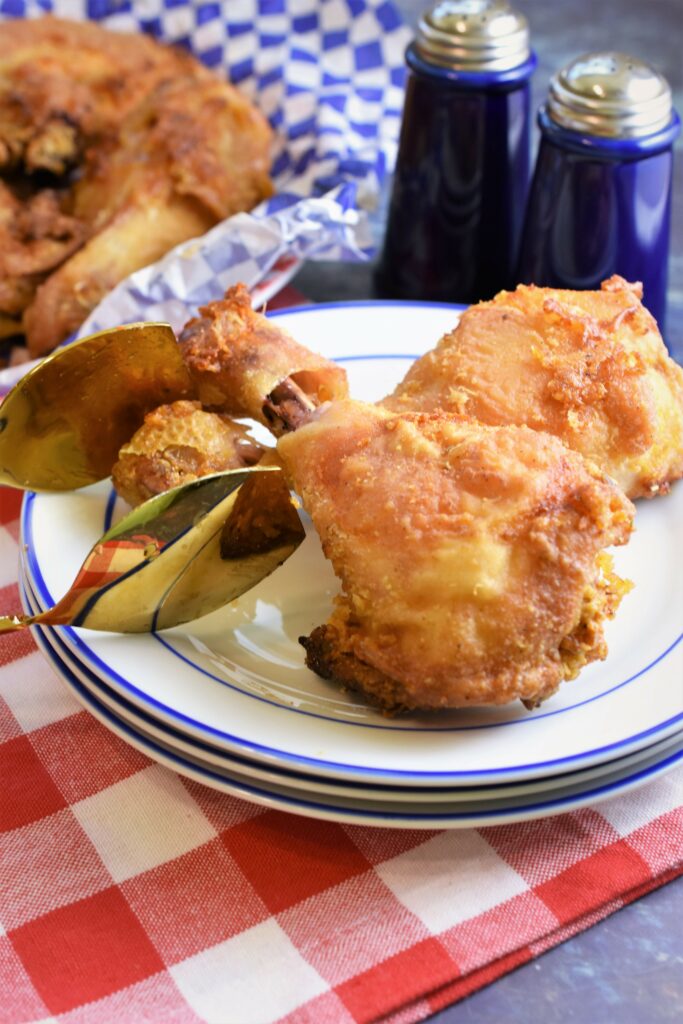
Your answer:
(290, 1), (683, 1019)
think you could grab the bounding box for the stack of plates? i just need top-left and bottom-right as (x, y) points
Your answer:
(20, 303), (683, 829)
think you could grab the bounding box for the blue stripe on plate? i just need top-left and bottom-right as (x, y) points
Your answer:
(29, 575), (679, 799)
(24, 584), (683, 826)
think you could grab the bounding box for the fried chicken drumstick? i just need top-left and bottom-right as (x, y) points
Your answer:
(384, 276), (683, 500)
(179, 284), (349, 427)
(112, 400), (265, 508)
(171, 287), (634, 711)
(111, 282), (348, 508)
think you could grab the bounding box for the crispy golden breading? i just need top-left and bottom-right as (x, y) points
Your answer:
(279, 401), (634, 711)
(384, 276), (683, 499)
(0, 17), (208, 175)
(112, 400), (264, 507)
(24, 79), (274, 355)
(179, 284), (349, 429)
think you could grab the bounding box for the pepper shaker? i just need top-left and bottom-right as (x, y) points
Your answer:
(517, 52), (680, 332)
(376, 0), (536, 304)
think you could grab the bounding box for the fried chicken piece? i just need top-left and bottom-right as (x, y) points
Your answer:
(384, 277), (683, 499)
(278, 401), (634, 711)
(169, 286), (634, 710)
(179, 284), (349, 429)
(0, 180), (85, 319)
(219, 469), (306, 560)
(0, 17), (208, 175)
(24, 78), (274, 355)
(111, 400), (264, 508)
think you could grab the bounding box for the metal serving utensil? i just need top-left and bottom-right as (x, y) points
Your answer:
(2, 466), (304, 633)
(0, 322), (306, 633)
(0, 322), (194, 491)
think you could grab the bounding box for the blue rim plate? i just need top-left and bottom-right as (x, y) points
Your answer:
(20, 303), (683, 785)
(23, 565), (683, 805)
(21, 575), (683, 829)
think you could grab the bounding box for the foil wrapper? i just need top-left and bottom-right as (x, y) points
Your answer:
(80, 185), (375, 337)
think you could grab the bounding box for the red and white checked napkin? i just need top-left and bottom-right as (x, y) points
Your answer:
(2, 484), (683, 1023)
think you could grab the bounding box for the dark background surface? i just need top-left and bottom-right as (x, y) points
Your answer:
(291, 1), (683, 1020)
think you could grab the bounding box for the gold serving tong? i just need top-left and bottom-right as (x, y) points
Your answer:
(4, 467), (303, 634)
(0, 323), (193, 492)
(0, 324), (304, 633)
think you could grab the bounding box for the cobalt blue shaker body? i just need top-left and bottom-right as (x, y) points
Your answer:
(517, 53), (680, 333)
(376, 0), (536, 304)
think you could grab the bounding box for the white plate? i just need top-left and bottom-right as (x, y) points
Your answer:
(24, 583), (683, 830)
(24, 568), (683, 805)
(21, 303), (683, 785)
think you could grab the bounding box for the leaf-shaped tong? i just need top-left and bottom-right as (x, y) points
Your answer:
(0, 323), (193, 492)
(0, 320), (305, 633)
(3, 467), (303, 633)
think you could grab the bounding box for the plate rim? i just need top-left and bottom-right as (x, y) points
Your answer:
(25, 571), (683, 803)
(26, 588), (683, 830)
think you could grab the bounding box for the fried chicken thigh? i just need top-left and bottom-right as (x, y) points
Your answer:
(24, 81), (274, 355)
(384, 276), (683, 499)
(279, 401), (633, 711)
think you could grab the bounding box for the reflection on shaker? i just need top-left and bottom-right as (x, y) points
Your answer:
(549, 161), (619, 288)
(517, 52), (680, 334)
(375, 0), (536, 305)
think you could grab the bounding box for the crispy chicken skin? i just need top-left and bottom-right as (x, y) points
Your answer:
(24, 80), (274, 355)
(112, 400), (264, 508)
(384, 276), (683, 499)
(0, 17), (208, 175)
(278, 401), (634, 711)
(179, 284), (349, 429)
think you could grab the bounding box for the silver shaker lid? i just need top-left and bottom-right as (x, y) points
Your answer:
(547, 52), (673, 138)
(415, 0), (530, 72)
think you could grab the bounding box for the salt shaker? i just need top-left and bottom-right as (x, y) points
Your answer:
(375, 0), (536, 304)
(517, 52), (680, 332)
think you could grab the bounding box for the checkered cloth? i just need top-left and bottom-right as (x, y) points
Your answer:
(2, 489), (683, 1023)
